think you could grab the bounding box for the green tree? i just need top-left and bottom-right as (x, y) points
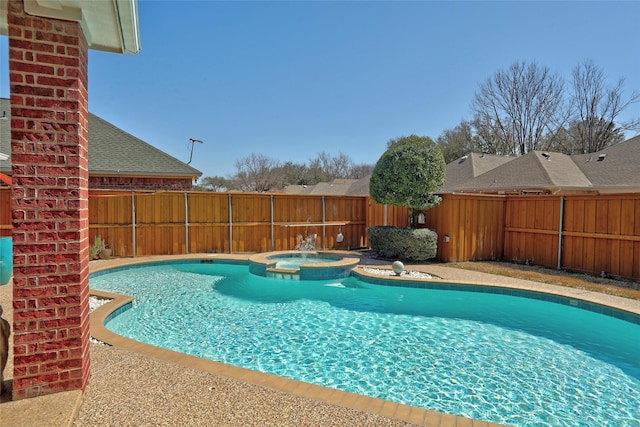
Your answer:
(349, 163), (375, 179)
(194, 176), (232, 192)
(370, 135), (446, 227)
(277, 162), (311, 186)
(308, 151), (353, 181)
(436, 120), (483, 163)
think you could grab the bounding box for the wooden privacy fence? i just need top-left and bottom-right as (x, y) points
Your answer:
(425, 192), (640, 281)
(0, 188), (392, 248)
(88, 191), (370, 257)
(423, 193), (506, 263)
(2, 186), (639, 280)
(366, 198), (409, 229)
(504, 193), (640, 280)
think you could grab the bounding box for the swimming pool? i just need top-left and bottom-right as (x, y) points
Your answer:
(90, 260), (640, 427)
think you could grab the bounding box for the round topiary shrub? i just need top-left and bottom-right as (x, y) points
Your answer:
(367, 226), (438, 262)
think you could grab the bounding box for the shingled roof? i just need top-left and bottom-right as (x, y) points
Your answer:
(443, 153), (515, 192)
(448, 135), (640, 194)
(282, 178), (367, 196)
(0, 97), (201, 179)
(459, 151), (592, 193)
(572, 135), (640, 190)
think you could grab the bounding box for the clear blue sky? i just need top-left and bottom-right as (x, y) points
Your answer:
(2, 1), (639, 180)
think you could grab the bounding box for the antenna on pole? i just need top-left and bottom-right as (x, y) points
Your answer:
(187, 138), (203, 165)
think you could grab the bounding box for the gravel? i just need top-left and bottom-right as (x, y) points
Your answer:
(361, 267), (434, 279)
(89, 296), (110, 312)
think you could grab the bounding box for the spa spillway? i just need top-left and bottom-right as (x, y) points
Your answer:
(248, 251), (359, 280)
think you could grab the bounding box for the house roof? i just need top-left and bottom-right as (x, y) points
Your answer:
(572, 135), (640, 189)
(0, 98), (202, 179)
(448, 135), (640, 194)
(459, 151), (592, 193)
(442, 153), (515, 192)
(281, 178), (366, 196)
(345, 175), (373, 196)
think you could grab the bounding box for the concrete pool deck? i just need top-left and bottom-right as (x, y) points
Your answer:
(1, 253), (639, 427)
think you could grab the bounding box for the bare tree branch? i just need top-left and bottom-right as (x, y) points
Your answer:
(233, 153), (283, 192)
(471, 61), (565, 155)
(567, 59), (640, 153)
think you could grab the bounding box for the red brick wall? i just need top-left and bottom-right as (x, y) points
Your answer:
(89, 176), (194, 191)
(8, 0), (90, 399)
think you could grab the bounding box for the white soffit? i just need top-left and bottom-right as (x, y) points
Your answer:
(0, 0), (141, 54)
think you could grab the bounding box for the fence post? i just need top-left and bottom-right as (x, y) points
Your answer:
(228, 194), (233, 254)
(184, 192), (189, 254)
(322, 196), (326, 249)
(557, 196), (564, 270)
(270, 194), (274, 252)
(132, 191), (136, 257)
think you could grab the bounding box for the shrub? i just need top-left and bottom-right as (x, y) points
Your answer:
(367, 226), (438, 262)
(369, 135), (445, 227)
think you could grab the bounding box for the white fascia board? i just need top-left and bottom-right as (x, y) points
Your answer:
(8, 0), (141, 54)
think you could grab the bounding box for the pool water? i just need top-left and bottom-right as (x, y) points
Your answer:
(90, 262), (640, 427)
(271, 254), (340, 270)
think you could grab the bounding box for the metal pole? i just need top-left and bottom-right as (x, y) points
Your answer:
(184, 192), (189, 254)
(557, 196), (564, 270)
(131, 191), (136, 257)
(228, 193), (233, 254)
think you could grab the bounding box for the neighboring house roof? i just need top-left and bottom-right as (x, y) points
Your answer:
(281, 177), (370, 196)
(345, 175), (372, 196)
(448, 135), (640, 194)
(572, 135), (640, 190)
(280, 184), (306, 195)
(459, 151), (592, 193)
(443, 153), (515, 192)
(0, 98), (201, 179)
(272, 135), (640, 196)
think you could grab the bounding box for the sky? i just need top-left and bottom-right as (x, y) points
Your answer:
(1, 0), (639, 180)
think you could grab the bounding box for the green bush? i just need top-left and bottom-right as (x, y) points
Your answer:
(369, 135), (445, 227)
(367, 226), (438, 262)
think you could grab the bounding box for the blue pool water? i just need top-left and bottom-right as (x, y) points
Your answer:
(90, 261), (640, 427)
(270, 254), (340, 270)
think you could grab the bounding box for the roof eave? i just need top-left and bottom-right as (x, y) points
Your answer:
(0, 170), (202, 180)
(91, 171), (202, 180)
(446, 184), (640, 195)
(0, 0), (141, 54)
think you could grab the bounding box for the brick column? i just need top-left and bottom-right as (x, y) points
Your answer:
(7, 0), (90, 399)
